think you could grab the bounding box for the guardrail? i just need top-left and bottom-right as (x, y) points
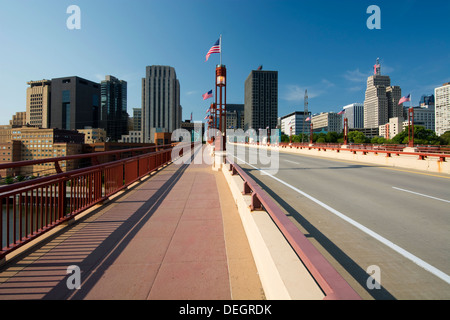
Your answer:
(226, 157), (361, 300)
(277, 143), (450, 162)
(0, 143), (189, 260)
(278, 142), (450, 154)
(243, 141), (450, 155)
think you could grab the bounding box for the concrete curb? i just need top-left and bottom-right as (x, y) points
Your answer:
(247, 144), (450, 174)
(220, 162), (325, 300)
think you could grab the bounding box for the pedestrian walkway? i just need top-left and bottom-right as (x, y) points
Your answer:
(0, 145), (265, 300)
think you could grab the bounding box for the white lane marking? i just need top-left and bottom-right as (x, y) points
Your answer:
(232, 155), (450, 285)
(392, 187), (450, 204)
(284, 159), (301, 165)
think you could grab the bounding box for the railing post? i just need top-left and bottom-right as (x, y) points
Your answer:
(250, 193), (263, 211)
(242, 181), (252, 195)
(58, 180), (67, 220)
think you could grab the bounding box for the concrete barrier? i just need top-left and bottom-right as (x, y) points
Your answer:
(244, 144), (450, 174)
(221, 162), (326, 300)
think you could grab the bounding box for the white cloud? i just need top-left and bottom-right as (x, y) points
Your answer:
(343, 69), (370, 83)
(347, 86), (363, 92)
(93, 74), (105, 82)
(282, 79), (334, 102)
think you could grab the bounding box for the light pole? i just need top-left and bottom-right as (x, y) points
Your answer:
(408, 107), (414, 148)
(215, 65), (226, 151)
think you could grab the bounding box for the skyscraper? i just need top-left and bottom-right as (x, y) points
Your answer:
(226, 104), (244, 129)
(26, 79), (51, 128)
(435, 82), (450, 136)
(100, 75), (128, 141)
(133, 108), (142, 132)
(142, 66), (181, 143)
(244, 68), (278, 131)
(280, 111), (311, 136)
(343, 103), (364, 129)
(364, 59), (403, 128)
(419, 94), (435, 107)
(50, 76), (100, 130)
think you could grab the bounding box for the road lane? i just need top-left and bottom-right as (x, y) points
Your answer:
(228, 145), (450, 299)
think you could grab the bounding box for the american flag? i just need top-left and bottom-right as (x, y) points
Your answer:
(305, 117), (311, 122)
(202, 90), (213, 100)
(205, 38), (221, 62)
(399, 94), (411, 105)
(337, 110), (345, 115)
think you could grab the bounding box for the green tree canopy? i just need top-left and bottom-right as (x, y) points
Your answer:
(391, 126), (440, 145)
(348, 131), (370, 144)
(439, 131), (450, 146)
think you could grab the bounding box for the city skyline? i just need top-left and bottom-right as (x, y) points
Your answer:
(0, 0), (449, 127)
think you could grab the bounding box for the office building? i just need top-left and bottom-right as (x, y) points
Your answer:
(26, 80), (52, 128)
(379, 117), (404, 140)
(0, 126), (84, 176)
(133, 108), (142, 132)
(364, 60), (402, 128)
(118, 131), (142, 143)
(78, 128), (107, 144)
(180, 120), (204, 142)
(402, 106), (435, 132)
(435, 83), (450, 136)
(226, 104), (244, 130)
(311, 112), (343, 133)
(244, 69), (278, 131)
(50, 76), (101, 131)
(0, 141), (21, 178)
(142, 66), (182, 143)
(280, 111), (311, 136)
(420, 94), (435, 107)
(100, 75), (128, 142)
(349, 127), (379, 138)
(343, 103), (364, 129)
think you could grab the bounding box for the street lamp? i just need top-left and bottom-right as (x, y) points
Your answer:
(215, 64), (227, 151)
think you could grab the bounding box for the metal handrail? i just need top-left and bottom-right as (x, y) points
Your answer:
(0, 143), (190, 260)
(0, 143), (178, 171)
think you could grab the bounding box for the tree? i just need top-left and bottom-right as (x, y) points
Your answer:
(281, 134), (290, 143)
(371, 136), (387, 144)
(325, 132), (339, 143)
(439, 131), (450, 146)
(391, 126), (441, 145)
(348, 131), (369, 144)
(316, 137), (326, 143)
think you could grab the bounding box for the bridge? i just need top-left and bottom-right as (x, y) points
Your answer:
(0, 141), (449, 300)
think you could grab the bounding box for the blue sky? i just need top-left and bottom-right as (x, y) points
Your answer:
(0, 0), (449, 126)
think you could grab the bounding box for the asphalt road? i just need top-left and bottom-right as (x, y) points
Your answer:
(227, 144), (450, 300)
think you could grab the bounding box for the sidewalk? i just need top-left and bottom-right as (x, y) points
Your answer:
(0, 145), (265, 300)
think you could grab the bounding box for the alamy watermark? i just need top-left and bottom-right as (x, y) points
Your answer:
(367, 5), (381, 30)
(66, 265), (81, 290)
(66, 5), (81, 30)
(171, 124), (280, 175)
(366, 265), (381, 290)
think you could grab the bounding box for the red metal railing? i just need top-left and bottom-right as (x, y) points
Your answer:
(0, 143), (189, 259)
(226, 157), (361, 300)
(277, 142), (450, 162)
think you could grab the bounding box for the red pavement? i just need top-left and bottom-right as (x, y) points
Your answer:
(0, 147), (250, 300)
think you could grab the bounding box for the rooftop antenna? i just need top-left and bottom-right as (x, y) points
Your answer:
(302, 89), (308, 143)
(374, 57), (381, 75)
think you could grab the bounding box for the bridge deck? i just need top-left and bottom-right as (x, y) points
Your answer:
(0, 147), (264, 300)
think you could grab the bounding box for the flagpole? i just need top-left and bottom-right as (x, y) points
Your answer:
(220, 34), (222, 65)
